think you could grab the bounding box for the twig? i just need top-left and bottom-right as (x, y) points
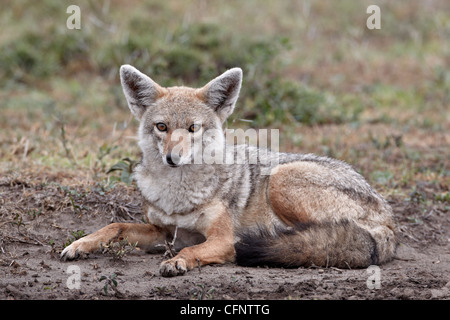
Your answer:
(166, 226), (178, 258)
(0, 220), (15, 228)
(394, 256), (415, 262)
(118, 204), (141, 222)
(22, 138), (29, 161)
(423, 209), (434, 220)
(156, 227), (179, 259)
(18, 232), (46, 246)
(329, 267), (344, 273)
(1, 234), (44, 246)
(197, 258), (201, 274)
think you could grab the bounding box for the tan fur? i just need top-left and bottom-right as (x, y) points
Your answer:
(160, 209), (235, 276)
(163, 130), (190, 157)
(268, 162), (366, 224)
(268, 165), (311, 225)
(155, 85), (168, 99)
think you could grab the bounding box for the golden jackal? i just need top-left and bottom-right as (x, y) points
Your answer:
(61, 65), (397, 276)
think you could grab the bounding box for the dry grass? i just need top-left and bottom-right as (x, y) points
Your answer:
(0, 0), (448, 246)
(0, 2), (449, 301)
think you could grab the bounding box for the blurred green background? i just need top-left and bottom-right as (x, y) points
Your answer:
(0, 0), (448, 184)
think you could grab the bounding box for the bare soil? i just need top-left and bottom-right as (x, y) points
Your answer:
(0, 170), (449, 300)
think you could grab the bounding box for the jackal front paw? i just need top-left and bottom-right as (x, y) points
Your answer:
(159, 257), (188, 277)
(60, 238), (92, 261)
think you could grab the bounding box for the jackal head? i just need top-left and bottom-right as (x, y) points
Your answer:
(120, 65), (242, 167)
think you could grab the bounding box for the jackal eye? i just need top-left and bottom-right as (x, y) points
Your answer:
(188, 124), (201, 133)
(155, 123), (167, 132)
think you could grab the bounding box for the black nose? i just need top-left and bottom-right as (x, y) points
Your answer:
(166, 153), (180, 166)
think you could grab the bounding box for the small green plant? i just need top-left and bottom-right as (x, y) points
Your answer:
(101, 238), (138, 261)
(106, 157), (137, 185)
(68, 194), (87, 214)
(13, 213), (25, 231)
(408, 188), (427, 204)
(99, 273), (119, 295)
(155, 285), (171, 296)
(63, 230), (87, 248)
(435, 192), (450, 203)
(93, 143), (118, 179)
(190, 284), (216, 300)
(26, 208), (42, 219)
(59, 185), (87, 214)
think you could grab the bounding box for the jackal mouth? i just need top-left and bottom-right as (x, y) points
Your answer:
(163, 158), (183, 168)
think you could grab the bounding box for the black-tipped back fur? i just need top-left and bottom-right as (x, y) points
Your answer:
(235, 220), (379, 269)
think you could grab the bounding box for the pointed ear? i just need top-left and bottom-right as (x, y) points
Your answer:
(119, 64), (166, 120)
(198, 68), (242, 123)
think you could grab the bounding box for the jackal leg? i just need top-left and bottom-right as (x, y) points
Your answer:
(159, 210), (235, 277)
(60, 223), (167, 261)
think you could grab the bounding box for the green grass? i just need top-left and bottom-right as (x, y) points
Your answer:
(0, 0), (448, 196)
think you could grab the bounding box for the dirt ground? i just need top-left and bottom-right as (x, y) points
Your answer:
(1, 0), (448, 303)
(0, 168), (449, 301)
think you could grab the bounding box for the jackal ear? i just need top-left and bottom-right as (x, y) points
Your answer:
(199, 68), (243, 123)
(120, 65), (166, 120)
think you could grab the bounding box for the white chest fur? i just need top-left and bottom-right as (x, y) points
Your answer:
(146, 206), (202, 230)
(134, 163), (218, 216)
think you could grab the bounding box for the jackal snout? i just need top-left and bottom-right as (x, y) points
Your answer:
(166, 153), (180, 166)
(160, 129), (194, 167)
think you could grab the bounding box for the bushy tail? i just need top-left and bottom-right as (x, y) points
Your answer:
(235, 220), (396, 269)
